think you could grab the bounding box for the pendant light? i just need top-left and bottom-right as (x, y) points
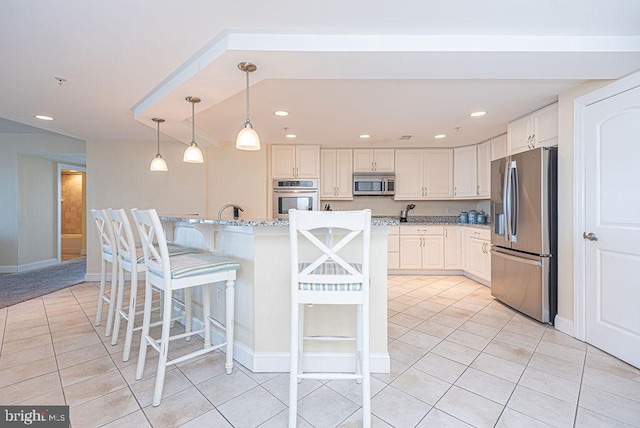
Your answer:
(183, 96), (204, 163)
(150, 118), (168, 172)
(236, 62), (261, 151)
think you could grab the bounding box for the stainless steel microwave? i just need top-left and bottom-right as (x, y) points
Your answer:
(353, 174), (395, 196)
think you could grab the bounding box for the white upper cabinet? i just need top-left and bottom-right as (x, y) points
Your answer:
(477, 141), (491, 198)
(395, 149), (453, 200)
(424, 149), (454, 199)
(453, 145), (477, 198)
(352, 149), (395, 173)
(507, 103), (558, 155)
(271, 145), (320, 178)
(490, 133), (507, 161)
(320, 149), (353, 200)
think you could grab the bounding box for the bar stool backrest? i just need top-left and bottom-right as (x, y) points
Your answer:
(90, 208), (116, 261)
(107, 209), (138, 267)
(130, 208), (171, 281)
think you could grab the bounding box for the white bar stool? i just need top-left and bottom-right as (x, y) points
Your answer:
(90, 208), (118, 337)
(132, 208), (240, 407)
(288, 208), (372, 428)
(107, 209), (195, 361)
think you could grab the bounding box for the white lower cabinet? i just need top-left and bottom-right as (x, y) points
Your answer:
(466, 229), (491, 282)
(393, 224), (490, 284)
(387, 226), (400, 270)
(399, 225), (444, 270)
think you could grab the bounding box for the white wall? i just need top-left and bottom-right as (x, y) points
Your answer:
(18, 155), (57, 265)
(0, 132), (85, 271)
(556, 80), (611, 321)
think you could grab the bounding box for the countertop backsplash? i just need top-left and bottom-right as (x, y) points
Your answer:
(323, 197), (491, 219)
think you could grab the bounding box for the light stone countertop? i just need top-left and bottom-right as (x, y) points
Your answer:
(159, 215), (400, 227)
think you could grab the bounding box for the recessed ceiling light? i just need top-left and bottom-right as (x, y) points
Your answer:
(470, 111), (487, 117)
(274, 110), (289, 117)
(285, 134), (296, 139)
(34, 115), (54, 121)
(359, 134), (370, 139)
(434, 134), (446, 139)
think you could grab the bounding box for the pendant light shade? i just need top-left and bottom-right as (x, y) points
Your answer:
(184, 96), (204, 163)
(150, 118), (168, 172)
(236, 62), (260, 151)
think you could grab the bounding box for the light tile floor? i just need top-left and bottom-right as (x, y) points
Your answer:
(1, 275), (639, 427)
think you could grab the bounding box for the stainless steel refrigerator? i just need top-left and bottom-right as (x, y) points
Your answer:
(491, 147), (557, 323)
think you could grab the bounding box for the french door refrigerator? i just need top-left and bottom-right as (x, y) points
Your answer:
(491, 146), (557, 323)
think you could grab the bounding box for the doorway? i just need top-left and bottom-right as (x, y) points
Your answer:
(57, 164), (86, 262)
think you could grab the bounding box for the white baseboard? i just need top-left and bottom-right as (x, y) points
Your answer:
(176, 309), (391, 374)
(462, 272), (491, 287)
(0, 258), (58, 273)
(85, 272), (145, 282)
(553, 315), (574, 336)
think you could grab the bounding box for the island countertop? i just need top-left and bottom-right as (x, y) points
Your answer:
(159, 215), (399, 227)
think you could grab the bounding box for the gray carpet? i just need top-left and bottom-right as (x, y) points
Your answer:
(0, 257), (86, 309)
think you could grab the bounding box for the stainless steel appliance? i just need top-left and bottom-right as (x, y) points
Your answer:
(353, 173), (395, 196)
(272, 179), (319, 219)
(491, 147), (557, 323)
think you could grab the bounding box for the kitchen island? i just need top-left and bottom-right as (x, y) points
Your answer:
(159, 215), (397, 373)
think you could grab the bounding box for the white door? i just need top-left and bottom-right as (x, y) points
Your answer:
(453, 146), (477, 198)
(295, 145), (320, 178)
(584, 84), (640, 368)
(352, 149), (375, 172)
(319, 149), (337, 198)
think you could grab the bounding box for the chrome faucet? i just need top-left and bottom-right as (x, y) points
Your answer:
(217, 204), (244, 220)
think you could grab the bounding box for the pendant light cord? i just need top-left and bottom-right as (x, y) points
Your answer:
(191, 101), (196, 143)
(245, 70), (250, 125)
(156, 120), (161, 155)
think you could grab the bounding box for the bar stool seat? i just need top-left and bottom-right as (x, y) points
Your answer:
(132, 208), (240, 407)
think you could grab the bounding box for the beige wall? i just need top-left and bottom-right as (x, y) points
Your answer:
(206, 142), (269, 220)
(86, 139), (210, 274)
(0, 132), (85, 270)
(556, 80), (611, 322)
(17, 155), (57, 265)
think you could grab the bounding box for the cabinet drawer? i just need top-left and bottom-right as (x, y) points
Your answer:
(467, 228), (490, 240)
(400, 225), (444, 235)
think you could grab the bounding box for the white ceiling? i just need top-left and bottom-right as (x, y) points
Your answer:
(1, 1), (639, 151)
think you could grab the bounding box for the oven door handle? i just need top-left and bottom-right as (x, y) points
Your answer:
(273, 189), (317, 194)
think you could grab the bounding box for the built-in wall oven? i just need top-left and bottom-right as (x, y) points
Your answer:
(272, 179), (319, 219)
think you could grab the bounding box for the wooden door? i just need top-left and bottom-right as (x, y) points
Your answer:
(335, 149), (353, 199)
(477, 141), (491, 198)
(399, 235), (422, 269)
(271, 145), (296, 178)
(424, 149), (453, 199)
(394, 149), (424, 200)
(352, 149), (374, 172)
(319, 149), (337, 198)
(584, 84), (640, 368)
(296, 145), (320, 178)
(453, 146), (477, 198)
(373, 149), (395, 172)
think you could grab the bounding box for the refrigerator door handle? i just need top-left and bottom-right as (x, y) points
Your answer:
(491, 249), (542, 266)
(503, 162), (511, 242)
(510, 161), (519, 241)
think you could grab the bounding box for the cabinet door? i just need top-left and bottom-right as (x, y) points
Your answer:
(296, 145), (320, 178)
(424, 149), (453, 199)
(444, 227), (461, 269)
(480, 240), (491, 282)
(320, 149), (337, 198)
(477, 141), (491, 198)
(271, 145), (296, 178)
(536, 103), (558, 146)
(400, 235), (422, 269)
(461, 228), (470, 271)
(394, 149), (424, 200)
(374, 149), (395, 172)
(453, 146), (477, 198)
(352, 149), (374, 172)
(490, 133), (507, 161)
(469, 238), (485, 277)
(507, 116), (531, 155)
(335, 149), (353, 199)
(422, 236), (445, 269)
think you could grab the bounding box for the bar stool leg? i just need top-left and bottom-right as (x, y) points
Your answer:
(355, 304), (363, 384)
(298, 304), (304, 379)
(362, 300), (371, 428)
(225, 278), (235, 374)
(289, 300), (300, 427)
(95, 259), (107, 326)
(203, 284), (211, 348)
(122, 268), (139, 361)
(104, 258), (118, 337)
(153, 288), (173, 407)
(184, 288), (192, 341)
(111, 264), (126, 345)
(135, 278), (153, 380)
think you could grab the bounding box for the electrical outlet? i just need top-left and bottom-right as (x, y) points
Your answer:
(216, 287), (222, 302)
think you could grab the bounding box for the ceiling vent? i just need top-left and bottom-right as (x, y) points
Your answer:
(398, 135), (413, 140)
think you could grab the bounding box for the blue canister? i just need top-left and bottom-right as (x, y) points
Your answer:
(459, 211), (468, 223)
(477, 214), (486, 224)
(468, 210), (478, 224)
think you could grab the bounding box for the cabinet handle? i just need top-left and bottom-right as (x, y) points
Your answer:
(454, 186), (457, 196)
(445, 229), (448, 238)
(374, 161), (377, 171)
(477, 185), (480, 196)
(371, 162), (375, 171)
